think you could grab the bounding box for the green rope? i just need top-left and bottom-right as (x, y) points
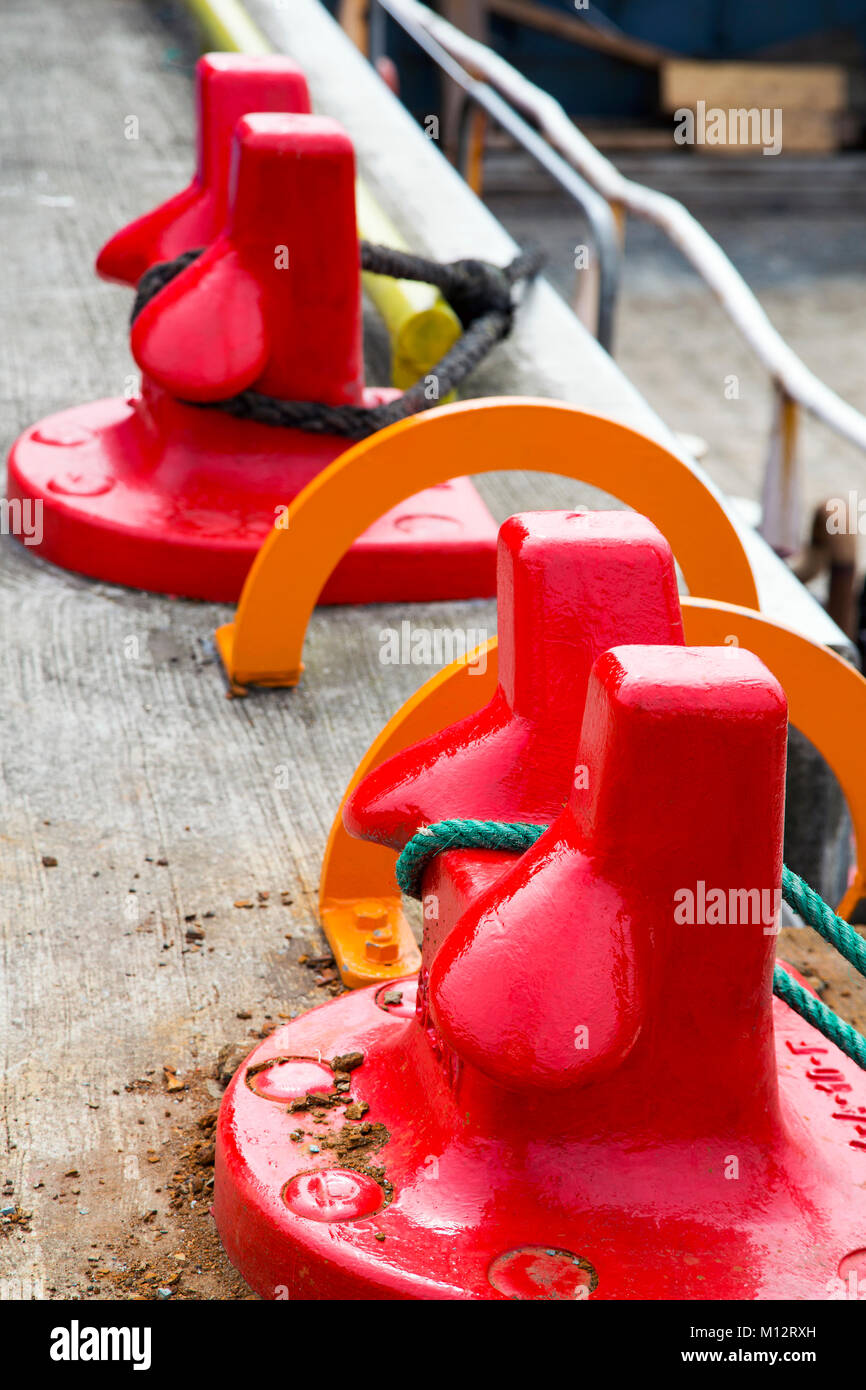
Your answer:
(773, 965), (866, 1069)
(781, 863), (866, 977)
(395, 817), (866, 1072)
(396, 818), (545, 898)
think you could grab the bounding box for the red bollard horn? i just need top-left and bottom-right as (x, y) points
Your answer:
(95, 54), (312, 286)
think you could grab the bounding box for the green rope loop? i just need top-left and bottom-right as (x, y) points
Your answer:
(395, 817), (866, 1072)
(396, 818), (545, 897)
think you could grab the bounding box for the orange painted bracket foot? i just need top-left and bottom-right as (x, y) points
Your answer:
(321, 898), (419, 990)
(319, 645), (497, 986)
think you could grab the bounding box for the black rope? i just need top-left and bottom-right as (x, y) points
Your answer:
(130, 248), (203, 323)
(130, 241), (544, 440)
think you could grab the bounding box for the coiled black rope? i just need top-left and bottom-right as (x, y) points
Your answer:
(130, 241), (544, 440)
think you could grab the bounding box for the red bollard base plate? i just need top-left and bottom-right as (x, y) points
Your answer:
(7, 388), (498, 603)
(214, 976), (866, 1300)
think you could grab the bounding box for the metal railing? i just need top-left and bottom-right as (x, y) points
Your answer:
(372, 0), (866, 553)
(372, 0), (622, 350)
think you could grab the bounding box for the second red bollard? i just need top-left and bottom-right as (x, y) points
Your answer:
(8, 85), (497, 602)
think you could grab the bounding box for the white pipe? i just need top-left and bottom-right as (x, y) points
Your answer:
(391, 0), (866, 455)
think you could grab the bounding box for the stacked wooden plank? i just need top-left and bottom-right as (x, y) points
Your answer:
(661, 60), (863, 155)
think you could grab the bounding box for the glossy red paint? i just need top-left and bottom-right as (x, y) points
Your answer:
(95, 54), (313, 287)
(8, 103), (497, 601)
(344, 509), (685, 845)
(248, 1058), (335, 1102)
(214, 512), (866, 1298)
(132, 114), (367, 408)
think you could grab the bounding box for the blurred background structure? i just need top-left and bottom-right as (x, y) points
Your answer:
(335, 0), (866, 647)
(337, 0), (866, 143)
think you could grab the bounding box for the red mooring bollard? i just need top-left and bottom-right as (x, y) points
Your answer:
(7, 64), (497, 603)
(213, 511), (866, 1299)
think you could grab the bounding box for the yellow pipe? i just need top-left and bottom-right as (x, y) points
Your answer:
(181, 0), (462, 385)
(354, 184), (461, 389)
(183, 0), (271, 54)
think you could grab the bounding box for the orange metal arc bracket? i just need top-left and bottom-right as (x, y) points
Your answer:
(321, 598), (866, 986)
(214, 397), (759, 692)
